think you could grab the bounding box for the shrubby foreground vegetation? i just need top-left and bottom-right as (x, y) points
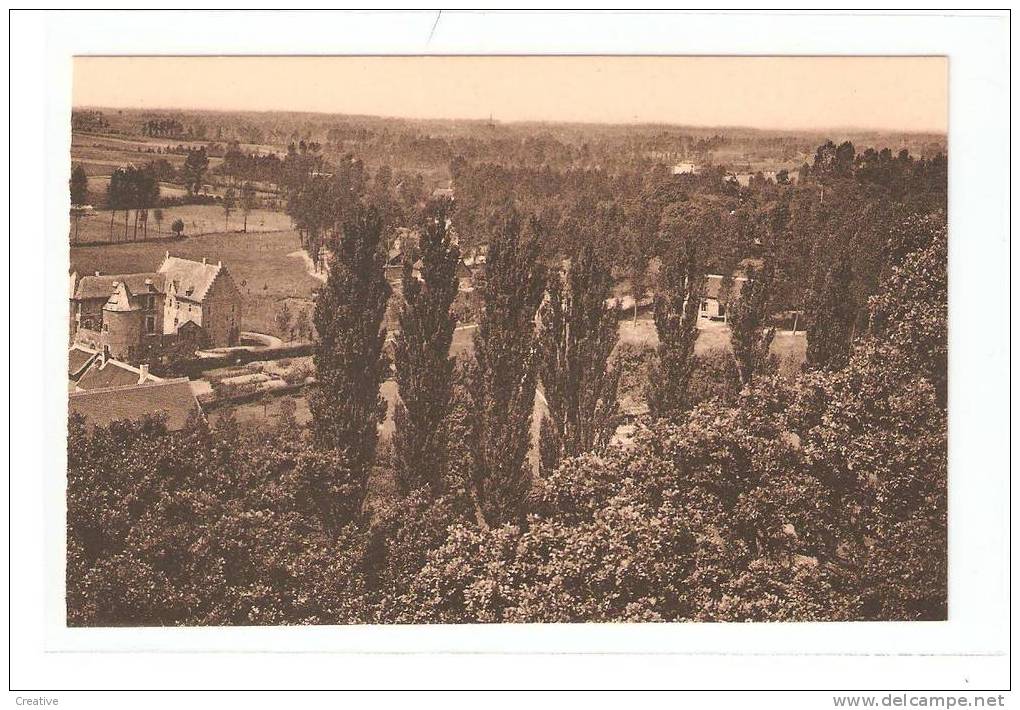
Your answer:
(67, 137), (947, 625)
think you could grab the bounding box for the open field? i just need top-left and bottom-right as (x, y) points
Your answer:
(85, 175), (190, 199)
(74, 132), (214, 153)
(82, 175), (281, 210)
(73, 131), (284, 157)
(71, 132), (225, 173)
(70, 228), (319, 336)
(70, 204), (294, 244)
(70, 147), (223, 178)
(617, 315), (806, 373)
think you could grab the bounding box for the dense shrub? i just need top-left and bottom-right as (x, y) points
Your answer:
(67, 417), (370, 626)
(686, 346), (741, 406)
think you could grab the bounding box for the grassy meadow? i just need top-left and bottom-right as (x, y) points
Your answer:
(70, 204), (295, 245)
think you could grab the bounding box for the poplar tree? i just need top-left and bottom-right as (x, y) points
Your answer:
(729, 261), (776, 387)
(393, 199), (461, 496)
(70, 163), (89, 205)
(805, 250), (857, 371)
(646, 203), (710, 418)
(467, 207), (546, 527)
(223, 186), (236, 230)
(183, 147), (209, 196)
(536, 243), (621, 475)
(240, 181), (258, 233)
(310, 204), (391, 510)
(70, 163), (89, 243)
(730, 203), (787, 387)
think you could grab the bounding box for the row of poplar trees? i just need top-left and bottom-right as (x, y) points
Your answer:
(307, 190), (793, 530)
(309, 196), (631, 529)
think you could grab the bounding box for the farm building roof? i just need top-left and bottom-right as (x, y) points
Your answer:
(704, 274), (748, 301)
(74, 355), (162, 391)
(68, 345), (99, 380)
(69, 378), (202, 432)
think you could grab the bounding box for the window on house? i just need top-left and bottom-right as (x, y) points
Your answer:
(701, 300), (708, 311)
(145, 315), (156, 335)
(144, 295), (155, 310)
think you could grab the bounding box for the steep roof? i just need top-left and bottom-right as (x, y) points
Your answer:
(68, 345), (99, 380)
(75, 357), (162, 391)
(704, 274), (748, 301)
(69, 378), (203, 432)
(158, 255), (223, 302)
(73, 273), (164, 301)
(103, 281), (136, 312)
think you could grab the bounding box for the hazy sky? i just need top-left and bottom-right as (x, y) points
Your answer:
(74, 56), (947, 133)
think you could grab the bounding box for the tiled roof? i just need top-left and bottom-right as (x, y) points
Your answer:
(103, 281), (136, 312)
(73, 273), (164, 301)
(69, 378), (203, 432)
(704, 274), (748, 301)
(76, 358), (161, 391)
(159, 256), (221, 303)
(68, 345), (98, 380)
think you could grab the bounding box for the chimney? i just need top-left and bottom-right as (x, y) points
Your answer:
(138, 363), (149, 382)
(95, 271), (101, 277)
(165, 250), (170, 262)
(101, 345), (110, 366)
(202, 257), (207, 265)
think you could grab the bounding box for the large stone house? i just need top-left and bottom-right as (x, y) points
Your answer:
(70, 253), (242, 362)
(159, 255), (243, 349)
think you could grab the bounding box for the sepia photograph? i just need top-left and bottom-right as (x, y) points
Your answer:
(65, 54), (949, 627)
(6, 7), (1012, 700)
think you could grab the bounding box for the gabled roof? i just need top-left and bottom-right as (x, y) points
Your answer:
(704, 273), (749, 301)
(69, 378), (203, 432)
(73, 273), (163, 301)
(75, 357), (162, 391)
(68, 345), (99, 380)
(103, 281), (136, 312)
(158, 255), (223, 303)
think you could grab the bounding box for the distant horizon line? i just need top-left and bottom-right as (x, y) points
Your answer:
(70, 103), (948, 138)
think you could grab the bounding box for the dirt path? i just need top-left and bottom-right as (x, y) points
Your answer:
(288, 249), (326, 283)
